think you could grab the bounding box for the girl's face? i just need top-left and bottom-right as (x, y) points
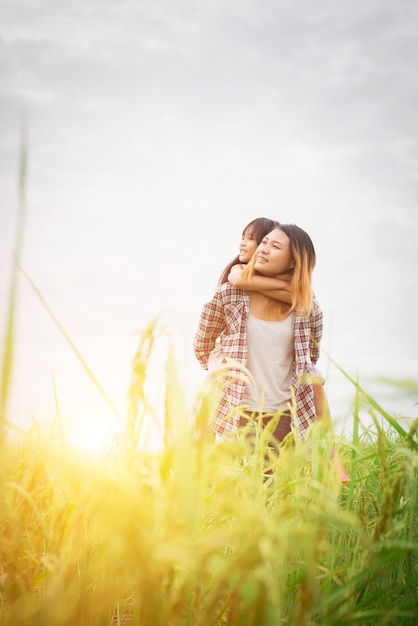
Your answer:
(254, 228), (293, 275)
(239, 228), (259, 264)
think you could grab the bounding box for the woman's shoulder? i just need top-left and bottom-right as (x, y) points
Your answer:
(293, 292), (322, 322)
(211, 282), (248, 308)
(311, 292), (322, 316)
(217, 281), (245, 297)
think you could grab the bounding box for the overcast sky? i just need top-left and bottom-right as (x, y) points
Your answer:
(1, 0), (417, 449)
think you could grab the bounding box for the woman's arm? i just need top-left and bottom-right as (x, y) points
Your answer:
(309, 294), (323, 364)
(228, 265), (292, 303)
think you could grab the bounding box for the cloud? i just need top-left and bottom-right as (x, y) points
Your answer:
(0, 0), (417, 428)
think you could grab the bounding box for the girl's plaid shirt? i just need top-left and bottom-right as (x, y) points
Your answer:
(193, 282), (323, 439)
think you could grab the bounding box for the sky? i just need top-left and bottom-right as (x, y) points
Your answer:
(1, 0), (417, 450)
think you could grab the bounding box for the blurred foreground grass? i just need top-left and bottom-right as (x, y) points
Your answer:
(0, 333), (417, 625)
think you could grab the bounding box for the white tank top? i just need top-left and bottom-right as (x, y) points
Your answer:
(242, 312), (294, 412)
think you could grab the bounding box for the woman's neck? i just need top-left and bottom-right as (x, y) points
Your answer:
(249, 292), (292, 321)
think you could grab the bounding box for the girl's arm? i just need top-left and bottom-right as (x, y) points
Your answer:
(228, 264), (292, 303)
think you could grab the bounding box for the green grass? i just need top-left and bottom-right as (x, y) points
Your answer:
(0, 367), (417, 625)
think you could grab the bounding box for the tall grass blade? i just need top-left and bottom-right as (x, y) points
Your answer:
(51, 374), (66, 445)
(0, 118), (28, 427)
(326, 353), (417, 449)
(165, 346), (196, 530)
(127, 319), (161, 451)
(17, 263), (122, 424)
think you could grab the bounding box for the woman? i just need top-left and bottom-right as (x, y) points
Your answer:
(193, 223), (325, 443)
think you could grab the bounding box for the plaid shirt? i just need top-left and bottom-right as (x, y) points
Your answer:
(193, 282), (323, 439)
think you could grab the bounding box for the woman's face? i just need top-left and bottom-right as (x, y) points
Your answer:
(254, 228), (292, 276)
(239, 228), (259, 264)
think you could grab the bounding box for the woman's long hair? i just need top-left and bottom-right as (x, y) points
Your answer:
(244, 223), (316, 315)
(218, 217), (280, 284)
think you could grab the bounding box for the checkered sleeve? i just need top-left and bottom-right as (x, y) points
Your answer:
(193, 290), (226, 370)
(309, 295), (323, 364)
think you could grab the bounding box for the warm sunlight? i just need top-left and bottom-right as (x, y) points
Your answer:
(64, 414), (166, 455)
(66, 424), (111, 454)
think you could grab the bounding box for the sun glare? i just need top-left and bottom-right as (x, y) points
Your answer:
(64, 419), (166, 456)
(66, 425), (111, 454)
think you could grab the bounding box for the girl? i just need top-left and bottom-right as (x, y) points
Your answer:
(218, 218), (279, 285)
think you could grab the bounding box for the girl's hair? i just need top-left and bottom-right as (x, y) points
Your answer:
(218, 217), (280, 284)
(244, 223), (316, 315)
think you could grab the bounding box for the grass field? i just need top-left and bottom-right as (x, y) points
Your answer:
(1, 322), (417, 625)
